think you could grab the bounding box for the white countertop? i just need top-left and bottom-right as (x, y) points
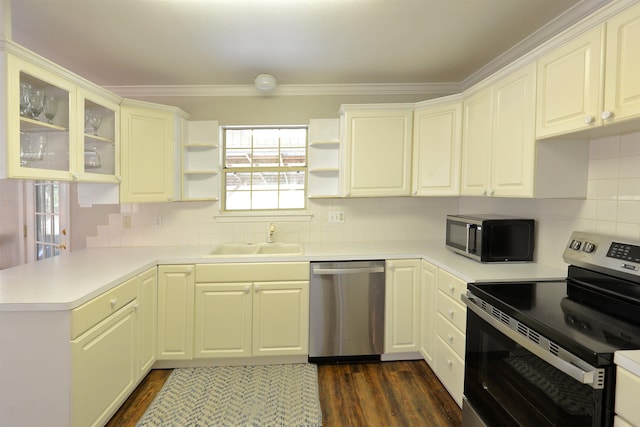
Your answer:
(0, 239), (567, 312)
(615, 350), (640, 377)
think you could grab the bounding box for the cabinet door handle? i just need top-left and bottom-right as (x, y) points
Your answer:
(254, 285), (261, 293)
(447, 334), (454, 344)
(110, 298), (118, 307)
(447, 358), (453, 368)
(487, 189), (494, 196)
(584, 115), (595, 124)
(601, 110), (613, 121)
(243, 286), (250, 293)
(448, 284), (455, 293)
(447, 309), (454, 318)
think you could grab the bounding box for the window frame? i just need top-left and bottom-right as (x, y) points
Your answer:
(221, 125), (309, 212)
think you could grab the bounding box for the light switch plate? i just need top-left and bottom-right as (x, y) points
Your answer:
(328, 211), (344, 223)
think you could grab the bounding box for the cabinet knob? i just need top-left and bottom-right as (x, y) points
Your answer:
(487, 189), (494, 196)
(413, 190), (417, 196)
(243, 286), (250, 293)
(447, 334), (454, 344)
(110, 298), (117, 307)
(447, 359), (453, 368)
(254, 285), (261, 293)
(71, 173), (79, 180)
(116, 176), (122, 182)
(601, 110), (613, 121)
(448, 309), (454, 318)
(584, 115), (595, 124)
(448, 284), (455, 293)
(134, 303), (140, 310)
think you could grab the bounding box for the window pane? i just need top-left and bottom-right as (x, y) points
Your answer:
(226, 148), (252, 167)
(252, 190), (279, 209)
(226, 172), (251, 191)
(226, 129), (252, 148)
(281, 147), (306, 166)
(280, 128), (307, 147)
(253, 148), (279, 167)
(226, 191), (251, 210)
(251, 172), (278, 189)
(279, 190), (305, 209)
(280, 171), (305, 190)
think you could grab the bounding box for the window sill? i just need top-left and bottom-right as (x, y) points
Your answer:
(214, 211), (313, 222)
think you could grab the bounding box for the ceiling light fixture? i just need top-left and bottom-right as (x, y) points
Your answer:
(254, 74), (277, 92)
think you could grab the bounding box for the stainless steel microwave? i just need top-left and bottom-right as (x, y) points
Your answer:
(445, 214), (535, 262)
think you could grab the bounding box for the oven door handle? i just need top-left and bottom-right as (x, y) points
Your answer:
(462, 293), (604, 389)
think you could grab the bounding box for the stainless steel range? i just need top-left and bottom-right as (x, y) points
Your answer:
(462, 231), (640, 427)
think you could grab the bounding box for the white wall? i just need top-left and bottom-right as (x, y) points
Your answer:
(84, 130), (640, 271)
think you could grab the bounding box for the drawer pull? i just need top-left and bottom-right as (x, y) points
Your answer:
(110, 298), (118, 307)
(447, 334), (454, 344)
(448, 309), (454, 318)
(447, 359), (453, 368)
(448, 284), (455, 293)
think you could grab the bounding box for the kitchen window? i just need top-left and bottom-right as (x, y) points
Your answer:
(222, 126), (307, 211)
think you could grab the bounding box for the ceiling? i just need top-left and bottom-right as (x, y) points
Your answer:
(9, 0), (609, 95)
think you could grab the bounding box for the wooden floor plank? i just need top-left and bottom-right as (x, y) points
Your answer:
(107, 360), (462, 427)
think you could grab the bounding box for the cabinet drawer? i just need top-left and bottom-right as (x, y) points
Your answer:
(437, 269), (467, 302)
(437, 290), (467, 333)
(196, 262), (309, 283)
(435, 335), (464, 407)
(616, 366), (640, 424)
(71, 276), (138, 339)
(436, 312), (466, 358)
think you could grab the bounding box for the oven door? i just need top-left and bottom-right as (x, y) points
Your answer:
(463, 300), (614, 427)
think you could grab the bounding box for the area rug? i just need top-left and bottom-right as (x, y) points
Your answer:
(136, 364), (322, 427)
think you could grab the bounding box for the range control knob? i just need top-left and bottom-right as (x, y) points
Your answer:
(582, 242), (596, 253)
(570, 239), (582, 250)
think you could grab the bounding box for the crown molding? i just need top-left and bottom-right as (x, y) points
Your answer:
(103, 82), (462, 98)
(461, 0), (612, 90)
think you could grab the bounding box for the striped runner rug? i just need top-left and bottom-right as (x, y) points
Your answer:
(136, 364), (322, 427)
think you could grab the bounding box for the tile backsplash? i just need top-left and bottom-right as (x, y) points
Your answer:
(87, 130), (640, 270)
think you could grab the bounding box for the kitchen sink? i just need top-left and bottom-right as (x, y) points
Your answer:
(204, 242), (303, 257)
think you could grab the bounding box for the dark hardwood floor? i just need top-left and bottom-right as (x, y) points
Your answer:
(106, 360), (462, 427)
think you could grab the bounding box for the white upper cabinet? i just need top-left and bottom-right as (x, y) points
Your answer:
(412, 96), (462, 196)
(3, 48), (122, 183)
(7, 54), (76, 180)
(120, 99), (188, 203)
(603, 2), (640, 126)
(537, 2), (640, 138)
(340, 104), (413, 197)
(536, 26), (604, 138)
(463, 62), (588, 198)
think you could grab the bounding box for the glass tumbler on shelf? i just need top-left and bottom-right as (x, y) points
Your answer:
(20, 82), (31, 116)
(28, 89), (45, 120)
(89, 111), (102, 136)
(43, 95), (59, 124)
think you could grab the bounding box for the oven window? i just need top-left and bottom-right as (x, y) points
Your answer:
(465, 311), (609, 427)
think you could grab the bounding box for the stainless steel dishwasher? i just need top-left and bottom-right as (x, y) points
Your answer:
(309, 260), (385, 361)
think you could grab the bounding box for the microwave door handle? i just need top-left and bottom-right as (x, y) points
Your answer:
(466, 224), (476, 253)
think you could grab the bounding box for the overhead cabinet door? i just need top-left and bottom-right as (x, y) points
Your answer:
(341, 105), (413, 197)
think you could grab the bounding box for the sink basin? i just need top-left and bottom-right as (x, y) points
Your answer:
(205, 243), (303, 257)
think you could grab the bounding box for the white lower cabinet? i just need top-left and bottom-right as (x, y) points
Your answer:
(70, 267), (157, 427)
(194, 263), (310, 359)
(157, 265), (195, 360)
(615, 365), (640, 426)
(435, 268), (467, 407)
(419, 260), (438, 365)
(384, 259), (421, 354)
(418, 261), (468, 408)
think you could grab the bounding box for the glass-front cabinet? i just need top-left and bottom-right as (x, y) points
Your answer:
(6, 51), (121, 182)
(9, 55), (75, 180)
(77, 88), (120, 182)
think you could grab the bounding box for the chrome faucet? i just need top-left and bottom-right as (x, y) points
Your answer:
(267, 223), (276, 243)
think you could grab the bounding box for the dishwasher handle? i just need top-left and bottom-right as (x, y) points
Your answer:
(312, 266), (385, 275)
